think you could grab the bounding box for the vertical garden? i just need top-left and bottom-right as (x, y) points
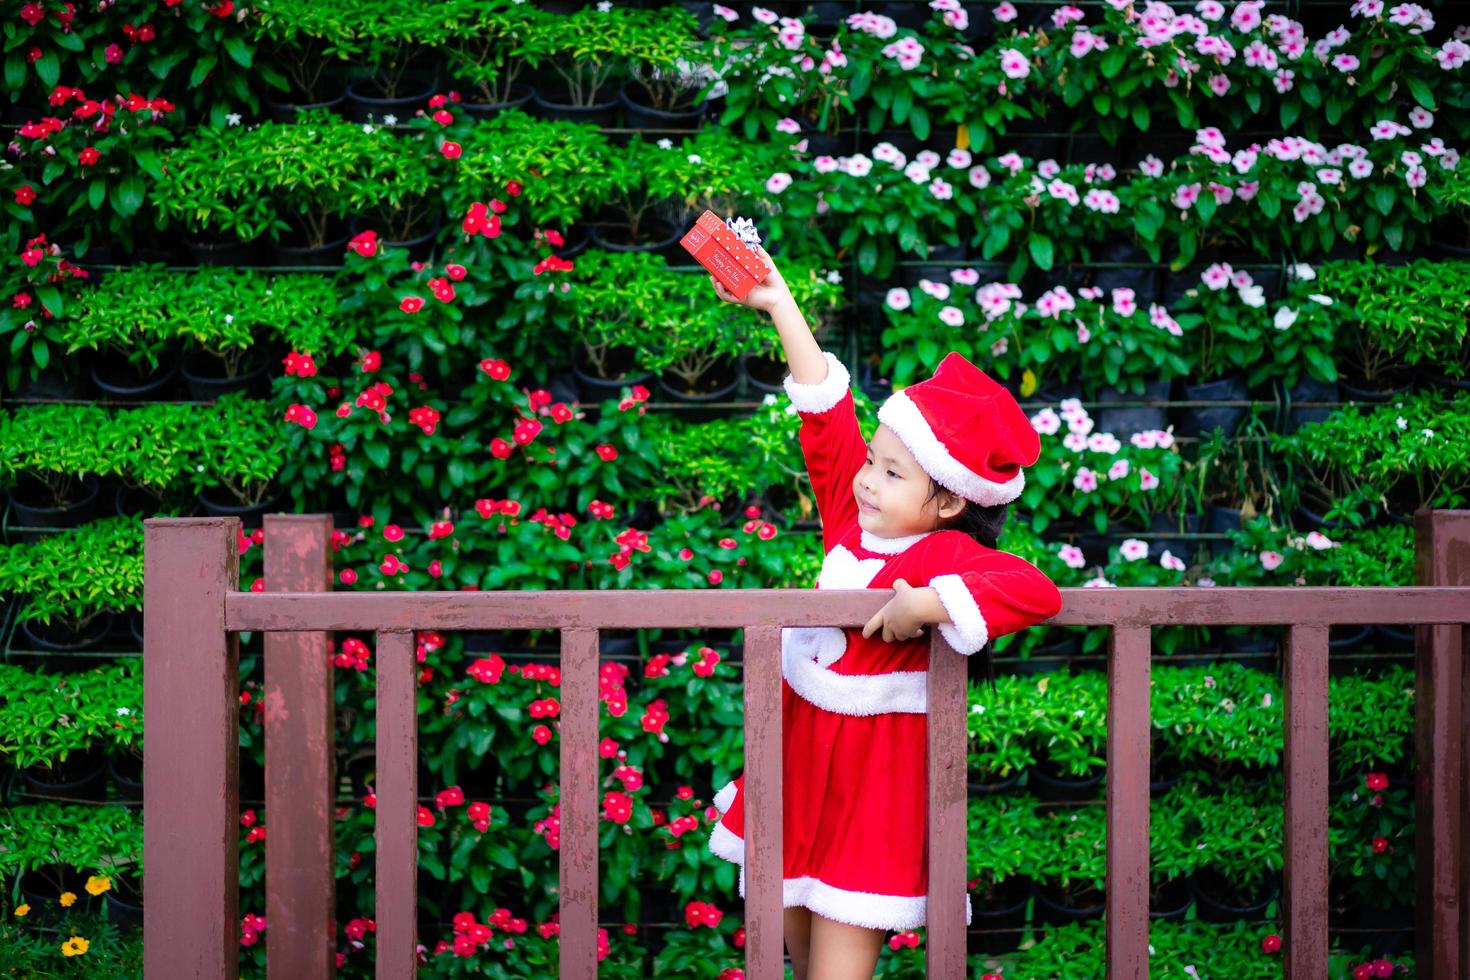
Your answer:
(1, 0), (1467, 975)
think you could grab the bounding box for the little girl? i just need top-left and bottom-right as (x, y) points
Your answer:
(704, 248), (1063, 980)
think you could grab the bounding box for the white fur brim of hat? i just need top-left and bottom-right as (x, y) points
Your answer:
(878, 390), (1026, 507)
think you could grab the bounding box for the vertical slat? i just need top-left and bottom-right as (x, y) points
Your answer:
(376, 630), (418, 979)
(743, 626), (784, 980)
(1105, 627), (1150, 980)
(1283, 624), (1329, 978)
(560, 628), (600, 979)
(1414, 510), (1469, 979)
(1287, 625), (1334, 975)
(264, 514), (336, 978)
(925, 633), (967, 980)
(143, 517), (240, 980)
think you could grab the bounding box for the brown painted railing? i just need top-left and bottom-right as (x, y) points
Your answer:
(142, 511), (1470, 979)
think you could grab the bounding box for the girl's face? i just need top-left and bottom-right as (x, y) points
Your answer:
(854, 423), (965, 538)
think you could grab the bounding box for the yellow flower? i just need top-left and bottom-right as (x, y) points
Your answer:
(61, 936), (90, 957)
(84, 876), (111, 897)
(14, 904), (29, 917)
(59, 892), (77, 908)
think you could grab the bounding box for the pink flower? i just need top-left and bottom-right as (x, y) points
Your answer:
(1072, 468), (1098, 493)
(999, 48), (1030, 79)
(765, 172), (793, 194)
(1259, 550), (1285, 571)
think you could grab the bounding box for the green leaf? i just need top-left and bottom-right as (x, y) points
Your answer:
(113, 175), (145, 217)
(189, 53), (218, 90)
(1403, 75), (1434, 109)
(364, 442), (391, 469)
(35, 49), (59, 89)
(222, 36), (253, 68)
(1130, 102), (1150, 131)
(1027, 233), (1054, 270)
(88, 180), (106, 211)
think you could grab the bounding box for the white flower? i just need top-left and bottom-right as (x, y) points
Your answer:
(1120, 538), (1149, 561)
(885, 287), (911, 311)
(1030, 408), (1062, 435)
(1273, 307), (1297, 330)
(1307, 293), (1333, 305)
(381, 114), (398, 126)
(1058, 543), (1087, 568)
(762, 393), (778, 406)
(688, 153), (703, 164)
(1160, 550), (1186, 571)
(117, 707), (132, 716)
(224, 314), (235, 324)
(597, 0), (612, 10)
(656, 138), (673, 149)
(1292, 263), (1316, 280)
(938, 305), (965, 327)
(1305, 531), (1335, 550)
(225, 113), (242, 126)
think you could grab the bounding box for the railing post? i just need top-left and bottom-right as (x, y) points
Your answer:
(143, 517), (240, 980)
(560, 628), (600, 979)
(1414, 509), (1470, 979)
(1105, 627), (1150, 980)
(376, 630), (419, 978)
(1282, 624), (1329, 977)
(743, 626), (784, 980)
(925, 636), (967, 979)
(264, 514), (337, 977)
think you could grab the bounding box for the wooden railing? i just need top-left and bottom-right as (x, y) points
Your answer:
(141, 511), (1470, 979)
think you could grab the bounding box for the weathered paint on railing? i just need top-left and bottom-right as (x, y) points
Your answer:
(142, 511), (1470, 979)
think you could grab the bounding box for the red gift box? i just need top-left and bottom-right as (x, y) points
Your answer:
(680, 210), (772, 302)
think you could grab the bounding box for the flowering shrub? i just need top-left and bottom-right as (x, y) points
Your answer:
(879, 274), (1190, 393)
(1205, 519), (1413, 588)
(0, 230), (91, 390)
(0, 663), (140, 769)
(0, 517), (144, 628)
(1316, 257), (1470, 384)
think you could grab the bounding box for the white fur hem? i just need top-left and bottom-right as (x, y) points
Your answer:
(782, 628), (928, 714)
(878, 389), (1026, 506)
(929, 573), (990, 655)
(710, 832), (972, 932)
(712, 780), (738, 815)
(783, 351), (851, 414)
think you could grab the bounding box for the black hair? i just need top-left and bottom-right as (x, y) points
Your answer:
(923, 478), (1009, 695)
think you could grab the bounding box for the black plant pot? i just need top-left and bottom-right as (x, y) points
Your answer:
(348, 213), (440, 263)
(107, 750), (144, 802)
(656, 356), (743, 403)
(22, 746), (109, 801)
(969, 876), (1030, 954)
(91, 356), (180, 401)
(1293, 503), (1352, 533)
(1093, 378), (1171, 439)
(180, 352), (272, 401)
(618, 81), (706, 131)
(104, 878), (145, 931)
(185, 236), (267, 267)
(196, 486), (284, 525)
(273, 224), (351, 267)
(460, 82), (537, 120)
(531, 84), (620, 128)
(1374, 623), (1415, 652)
(1328, 623), (1373, 652)
(1283, 375), (1339, 433)
(1032, 879), (1106, 926)
(968, 767), (1023, 796)
(13, 365), (90, 400)
(20, 866), (96, 923)
(590, 219), (683, 259)
(1035, 378), (1084, 404)
(8, 473), (101, 530)
(571, 347), (654, 404)
(19, 610), (115, 653)
(1423, 368), (1470, 393)
(345, 73), (441, 124)
(1150, 875), (1193, 920)
(1177, 374), (1249, 438)
(1188, 869), (1279, 923)
(265, 87), (349, 124)
(114, 484), (191, 520)
(1339, 375), (1413, 409)
(744, 353), (787, 395)
(1026, 758), (1104, 803)
(1205, 505), (1243, 535)
(1085, 242), (1160, 307)
(129, 608), (145, 649)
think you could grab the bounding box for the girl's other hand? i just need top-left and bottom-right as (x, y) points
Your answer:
(709, 243), (794, 315)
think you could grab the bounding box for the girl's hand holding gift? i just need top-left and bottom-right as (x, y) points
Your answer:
(709, 243), (793, 315)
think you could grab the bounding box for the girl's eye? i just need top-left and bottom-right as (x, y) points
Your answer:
(887, 470), (898, 478)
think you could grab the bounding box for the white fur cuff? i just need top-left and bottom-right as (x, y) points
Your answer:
(782, 350), (851, 414)
(930, 574), (990, 655)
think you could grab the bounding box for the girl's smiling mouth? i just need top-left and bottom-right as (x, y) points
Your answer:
(858, 497), (880, 513)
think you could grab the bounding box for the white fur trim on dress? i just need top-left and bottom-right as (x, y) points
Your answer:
(712, 780), (738, 815)
(782, 627), (928, 714)
(782, 351), (851, 415)
(708, 820), (746, 864)
(929, 573), (990, 655)
(877, 389), (1026, 506)
(817, 545), (886, 593)
(858, 527), (934, 555)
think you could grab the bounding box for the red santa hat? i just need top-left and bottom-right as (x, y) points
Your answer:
(876, 352), (1038, 507)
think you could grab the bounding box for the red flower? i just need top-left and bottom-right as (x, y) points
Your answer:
(445, 263), (468, 281)
(347, 230), (378, 257)
(506, 179), (523, 196)
(78, 146), (100, 166)
(400, 295), (425, 314)
(707, 569), (724, 586)
(684, 901), (723, 929)
(462, 201), (502, 238)
(440, 140), (462, 159)
(599, 737), (619, 758)
(1261, 933), (1282, 954)
(532, 724), (552, 745)
(360, 350), (382, 372)
(1371, 836), (1389, 853)
(513, 419), (543, 446)
(602, 791), (633, 823)
(416, 805), (435, 828)
(480, 358), (511, 380)
(1364, 772), (1388, 792)
(435, 786), (464, 809)
(467, 655), (506, 685)
(595, 444), (618, 462)
(383, 524), (405, 542)
(409, 406), (441, 435)
(543, 229), (565, 246)
(490, 438), (513, 459)
(282, 351), (317, 377)
(340, 569), (357, 585)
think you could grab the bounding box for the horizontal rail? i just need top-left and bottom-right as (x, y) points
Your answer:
(225, 586), (1470, 633)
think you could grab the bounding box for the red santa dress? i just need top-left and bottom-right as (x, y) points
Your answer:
(706, 350), (1063, 931)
